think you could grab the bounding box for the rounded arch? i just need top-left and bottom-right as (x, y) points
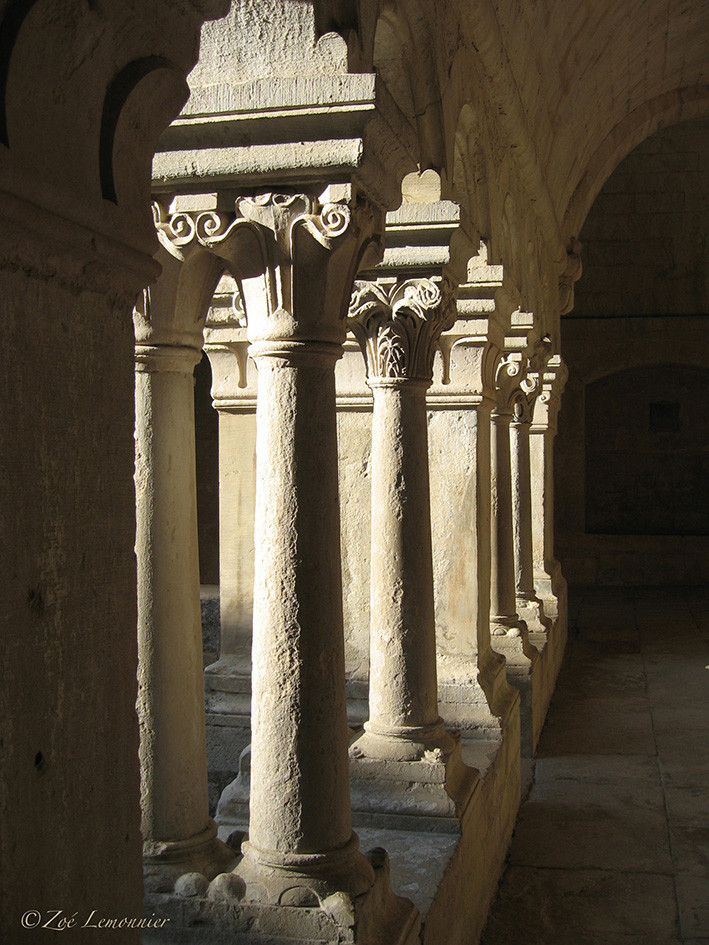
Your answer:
(100, 57), (187, 205)
(372, 0), (446, 171)
(562, 86), (709, 239)
(2, 0), (192, 232)
(577, 333), (709, 389)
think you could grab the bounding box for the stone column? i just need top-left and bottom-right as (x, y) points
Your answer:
(530, 356), (568, 622)
(510, 398), (551, 639)
(490, 357), (539, 758)
(490, 402), (523, 638)
(204, 191), (411, 917)
(347, 278), (477, 820)
(430, 256), (519, 733)
(134, 214), (236, 892)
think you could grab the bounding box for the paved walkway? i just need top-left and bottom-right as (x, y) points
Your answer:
(481, 586), (709, 945)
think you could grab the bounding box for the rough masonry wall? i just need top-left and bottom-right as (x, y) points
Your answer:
(0, 273), (143, 935)
(573, 120), (709, 317)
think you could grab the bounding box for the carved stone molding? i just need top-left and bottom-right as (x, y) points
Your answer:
(148, 189), (383, 350)
(494, 349), (547, 419)
(348, 277), (455, 383)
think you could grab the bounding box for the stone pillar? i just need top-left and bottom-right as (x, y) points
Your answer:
(202, 191), (413, 922)
(134, 213), (235, 892)
(510, 398), (551, 639)
(490, 403), (522, 638)
(244, 333), (366, 896)
(490, 356), (539, 758)
(429, 254), (519, 734)
(347, 278), (477, 821)
(530, 356), (568, 621)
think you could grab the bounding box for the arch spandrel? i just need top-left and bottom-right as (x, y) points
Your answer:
(0, 0), (229, 262)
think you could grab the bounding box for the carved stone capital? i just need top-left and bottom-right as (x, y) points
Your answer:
(530, 355), (569, 431)
(152, 201), (235, 261)
(348, 277), (455, 384)
(187, 190), (384, 349)
(134, 202), (227, 350)
(494, 352), (543, 420)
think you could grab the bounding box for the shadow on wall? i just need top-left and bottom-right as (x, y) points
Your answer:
(555, 353), (709, 586)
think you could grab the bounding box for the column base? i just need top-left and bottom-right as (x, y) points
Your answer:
(490, 612), (525, 637)
(144, 845), (419, 945)
(214, 744), (251, 833)
(204, 653), (252, 716)
(516, 594), (552, 638)
(204, 654), (252, 812)
(234, 832), (375, 905)
(143, 819), (237, 894)
(349, 728), (478, 828)
(534, 564), (567, 623)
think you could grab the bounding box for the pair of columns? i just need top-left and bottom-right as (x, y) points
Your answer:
(490, 356), (550, 643)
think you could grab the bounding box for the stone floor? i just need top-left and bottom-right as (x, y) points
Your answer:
(481, 586), (709, 945)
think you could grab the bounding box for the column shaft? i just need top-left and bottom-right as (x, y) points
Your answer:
(367, 382), (441, 743)
(510, 419), (536, 600)
(530, 425), (560, 616)
(490, 411), (519, 630)
(241, 343), (371, 897)
(135, 345), (234, 889)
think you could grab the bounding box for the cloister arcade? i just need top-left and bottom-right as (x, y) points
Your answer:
(1, 1), (707, 943)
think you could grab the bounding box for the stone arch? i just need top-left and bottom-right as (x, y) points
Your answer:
(577, 341), (709, 390)
(1, 0), (207, 246)
(100, 57), (188, 207)
(562, 86), (709, 239)
(450, 102), (491, 251)
(0, 0), (41, 145)
(372, 1), (446, 171)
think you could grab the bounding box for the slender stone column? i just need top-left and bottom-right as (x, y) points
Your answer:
(133, 222), (235, 892)
(365, 378), (447, 758)
(490, 357), (539, 758)
(530, 356), (568, 621)
(206, 190), (397, 907)
(347, 279), (477, 820)
(510, 401), (551, 638)
(490, 403), (523, 638)
(243, 338), (370, 893)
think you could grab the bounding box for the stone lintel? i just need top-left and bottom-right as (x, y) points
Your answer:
(153, 75), (418, 211)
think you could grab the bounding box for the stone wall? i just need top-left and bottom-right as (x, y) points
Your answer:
(573, 120), (709, 318)
(556, 317), (709, 586)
